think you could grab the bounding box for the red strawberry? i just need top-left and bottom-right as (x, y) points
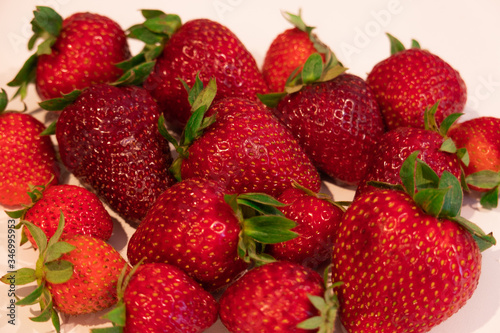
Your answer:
(99, 262), (219, 333)
(331, 153), (494, 332)
(269, 73), (385, 185)
(142, 18), (268, 132)
(8, 6), (130, 101)
(262, 11), (330, 93)
(267, 184), (345, 269)
(0, 89), (60, 207)
(366, 34), (467, 130)
(8, 184), (113, 248)
(55, 84), (175, 223)
(219, 261), (339, 332)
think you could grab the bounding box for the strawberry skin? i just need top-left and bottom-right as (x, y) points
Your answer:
(127, 177), (247, 292)
(36, 12), (130, 100)
(47, 234), (128, 315)
(272, 73), (385, 185)
(219, 261), (324, 332)
(332, 189), (481, 332)
(367, 48), (466, 130)
(0, 112), (59, 207)
(55, 84), (175, 223)
(23, 184), (113, 247)
(180, 97), (322, 197)
(123, 263), (218, 333)
(143, 18), (268, 132)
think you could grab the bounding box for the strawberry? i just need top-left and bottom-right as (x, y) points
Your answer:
(1, 215), (128, 331)
(167, 77), (322, 197)
(331, 152), (495, 332)
(54, 83), (176, 223)
(366, 34), (467, 130)
(266, 184), (345, 269)
(127, 177), (298, 292)
(141, 17), (268, 132)
(266, 72), (385, 185)
(8, 6), (130, 101)
(96, 262), (218, 333)
(0, 89), (60, 207)
(262, 11), (332, 93)
(7, 183), (113, 248)
(219, 261), (340, 332)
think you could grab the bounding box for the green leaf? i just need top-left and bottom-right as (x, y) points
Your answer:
(30, 298), (54, 323)
(400, 151), (420, 197)
(143, 14), (182, 36)
(5, 209), (25, 219)
(39, 89), (81, 111)
(41, 120), (57, 136)
(243, 215), (298, 244)
(237, 193), (288, 207)
(257, 92), (287, 108)
(480, 186), (499, 209)
(387, 33), (406, 54)
(297, 316), (323, 330)
(32, 6), (63, 37)
(440, 138), (457, 154)
(301, 53), (323, 84)
(415, 158), (440, 190)
(112, 61), (155, 86)
(0, 88), (8, 112)
(127, 24), (165, 45)
(466, 170), (500, 189)
(439, 113), (463, 136)
(47, 211), (65, 249)
(101, 301), (126, 327)
(16, 283), (45, 306)
(413, 188), (448, 217)
(282, 10), (312, 34)
(457, 148), (469, 167)
(7, 53), (38, 101)
(190, 78), (217, 116)
(1, 268), (36, 285)
(44, 260), (74, 284)
(21, 221), (47, 254)
(423, 102), (440, 133)
(411, 39), (421, 49)
(51, 306), (61, 333)
(236, 199), (284, 217)
(45, 242), (75, 263)
(437, 171), (463, 218)
(141, 9), (167, 19)
(91, 327), (124, 333)
(36, 36), (57, 56)
(452, 215), (496, 251)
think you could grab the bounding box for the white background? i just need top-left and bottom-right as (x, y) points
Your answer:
(0, 0), (499, 332)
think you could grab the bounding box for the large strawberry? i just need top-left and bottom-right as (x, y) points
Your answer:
(127, 177), (298, 292)
(1, 216), (128, 331)
(0, 89), (60, 207)
(141, 17), (268, 132)
(6, 183), (113, 248)
(54, 84), (175, 223)
(96, 262), (219, 333)
(331, 152), (495, 332)
(167, 77), (322, 197)
(366, 34), (467, 130)
(8, 6), (130, 100)
(219, 261), (340, 332)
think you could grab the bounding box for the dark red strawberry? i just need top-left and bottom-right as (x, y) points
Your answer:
(0, 89), (59, 207)
(8, 6), (130, 101)
(55, 84), (175, 223)
(332, 152), (494, 332)
(142, 18), (268, 132)
(266, 184), (345, 269)
(366, 34), (467, 130)
(219, 261), (339, 332)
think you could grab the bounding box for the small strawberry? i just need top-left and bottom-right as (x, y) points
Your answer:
(219, 261), (340, 333)
(6, 183), (113, 248)
(448, 116), (500, 208)
(331, 152), (495, 332)
(1, 215), (128, 332)
(167, 77), (321, 197)
(0, 89), (60, 207)
(127, 177), (298, 292)
(366, 33), (467, 130)
(8, 6), (131, 100)
(54, 84), (176, 223)
(266, 183), (345, 269)
(140, 17), (268, 132)
(95, 262), (219, 333)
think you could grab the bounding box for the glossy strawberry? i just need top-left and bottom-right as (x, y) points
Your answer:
(143, 18), (268, 132)
(55, 84), (175, 223)
(0, 89), (59, 207)
(9, 7), (130, 101)
(366, 34), (466, 130)
(271, 73), (385, 185)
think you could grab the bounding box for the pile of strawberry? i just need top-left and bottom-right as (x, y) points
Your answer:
(1, 6), (499, 333)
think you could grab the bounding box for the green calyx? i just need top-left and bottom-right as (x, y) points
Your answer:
(466, 171), (500, 209)
(386, 33), (421, 55)
(0, 212), (75, 333)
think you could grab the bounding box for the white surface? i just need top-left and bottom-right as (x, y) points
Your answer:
(0, 1), (499, 332)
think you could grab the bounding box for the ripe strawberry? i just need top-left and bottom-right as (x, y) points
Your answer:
(8, 6), (130, 100)
(127, 177), (298, 292)
(366, 34), (467, 130)
(142, 18), (268, 132)
(219, 261), (339, 332)
(266, 184), (345, 269)
(55, 84), (175, 223)
(98, 262), (219, 333)
(7, 184), (113, 248)
(0, 89), (59, 207)
(262, 11), (331, 93)
(331, 153), (495, 332)
(269, 73), (385, 185)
